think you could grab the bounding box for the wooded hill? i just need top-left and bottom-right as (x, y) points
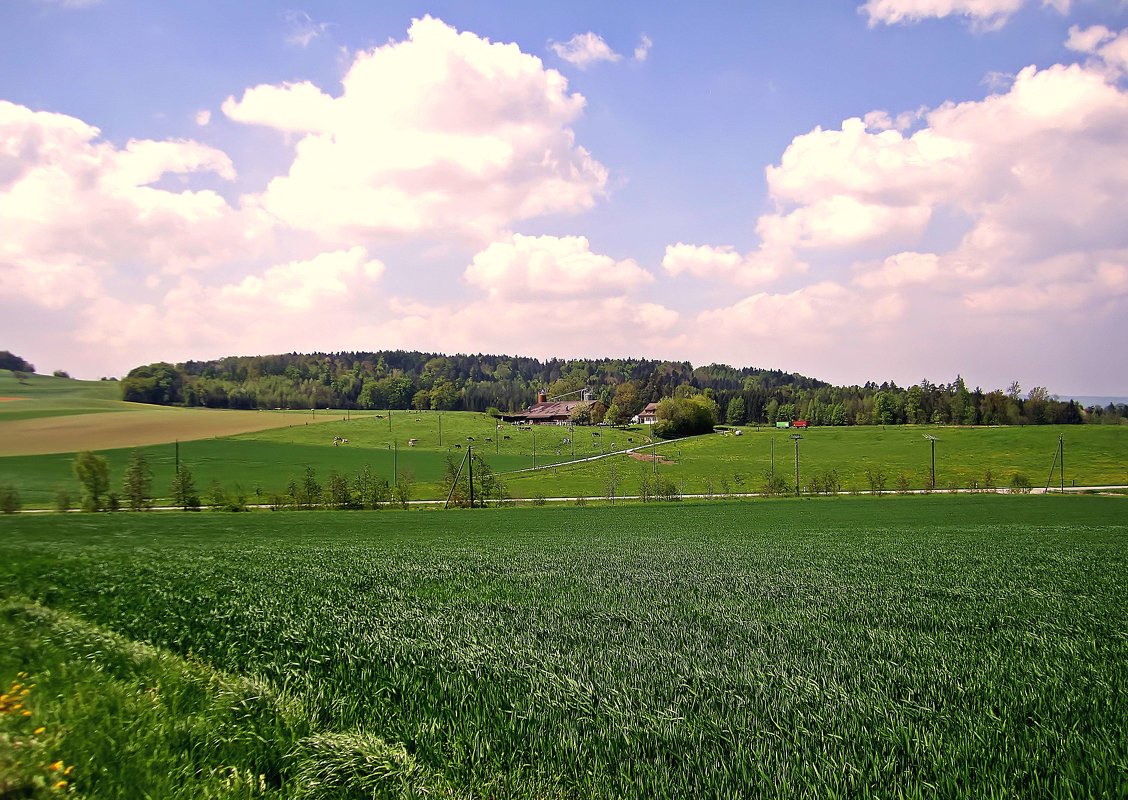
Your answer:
(116, 350), (1117, 426)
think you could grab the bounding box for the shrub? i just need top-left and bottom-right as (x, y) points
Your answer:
(531, 494), (547, 506)
(0, 485), (20, 514)
(1010, 473), (1032, 494)
(54, 486), (72, 513)
(760, 471), (791, 497)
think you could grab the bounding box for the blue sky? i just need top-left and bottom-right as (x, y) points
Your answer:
(2, 0), (1127, 396)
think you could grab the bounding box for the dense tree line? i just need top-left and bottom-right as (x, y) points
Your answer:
(120, 350), (1109, 426)
(0, 350), (35, 373)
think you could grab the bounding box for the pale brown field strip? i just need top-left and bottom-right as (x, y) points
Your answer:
(0, 396), (26, 402)
(0, 407), (305, 456)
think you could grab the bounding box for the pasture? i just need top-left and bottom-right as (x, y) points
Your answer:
(1, 497), (1125, 798)
(1, 373), (1124, 506)
(508, 422), (1128, 499)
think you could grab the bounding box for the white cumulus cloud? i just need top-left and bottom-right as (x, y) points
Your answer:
(550, 32), (622, 69)
(224, 16), (608, 242)
(860, 0), (1067, 30)
(467, 234), (652, 299)
(0, 99), (267, 317)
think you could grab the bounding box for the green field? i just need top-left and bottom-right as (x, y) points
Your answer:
(0, 371), (352, 459)
(1, 497), (1125, 798)
(2, 372), (1125, 507)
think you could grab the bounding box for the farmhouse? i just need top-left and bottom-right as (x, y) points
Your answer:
(633, 402), (659, 425)
(502, 389), (592, 425)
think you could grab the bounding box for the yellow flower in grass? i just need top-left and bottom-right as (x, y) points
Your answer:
(53, 780), (68, 790)
(64, 765), (74, 775)
(34, 726), (46, 735)
(49, 760), (65, 771)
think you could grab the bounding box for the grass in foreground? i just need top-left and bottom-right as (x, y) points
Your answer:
(1, 496), (1125, 798)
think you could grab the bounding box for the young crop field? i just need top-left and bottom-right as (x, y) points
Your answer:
(1, 496), (1125, 798)
(0, 372), (352, 458)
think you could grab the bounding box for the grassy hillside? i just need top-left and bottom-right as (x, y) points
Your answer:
(0, 371), (365, 457)
(2, 497), (1125, 798)
(508, 423), (1128, 499)
(2, 415), (1126, 507)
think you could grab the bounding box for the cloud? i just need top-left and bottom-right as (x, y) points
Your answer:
(682, 54), (1128, 385)
(1066, 25), (1128, 76)
(76, 247), (386, 357)
(466, 234), (652, 299)
(224, 16), (607, 242)
(634, 35), (653, 63)
(283, 10), (330, 48)
(373, 295), (680, 363)
(852, 251), (941, 288)
(0, 99), (268, 317)
(195, 109), (211, 126)
(35, 0), (102, 8)
(860, 0), (1067, 30)
(550, 32), (622, 69)
(662, 243), (801, 287)
(358, 233), (675, 362)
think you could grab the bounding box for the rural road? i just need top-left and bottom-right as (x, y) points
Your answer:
(13, 484), (1126, 513)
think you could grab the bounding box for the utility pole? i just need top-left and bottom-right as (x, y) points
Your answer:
(438, 413), (442, 446)
(532, 426), (536, 469)
(771, 437), (775, 477)
(468, 444), (474, 508)
(570, 423), (575, 461)
(1059, 434), (1065, 493)
(175, 439), (180, 475)
(390, 441), (397, 488)
(790, 433), (802, 496)
(924, 434), (937, 490)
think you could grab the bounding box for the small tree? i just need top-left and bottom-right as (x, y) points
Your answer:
(1010, 473), (1032, 494)
(638, 470), (653, 502)
(726, 397), (746, 426)
(604, 460), (621, 503)
(324, 470), (351, 509)
(296, 466), (321, 509)
(394, 470), (414, 509)
(122, 450), (153, 511)
(0, 485), (20, 514)
(73, 451), (110, 512)
(760, 471), (790, 497)
(866, 467), (888, 495)
(54, 486), (73, 513)
(171, 467), (200, 510)
(353, 464), (390, 509)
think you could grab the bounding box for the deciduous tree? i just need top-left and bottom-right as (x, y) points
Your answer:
(73, 451), (110, 512)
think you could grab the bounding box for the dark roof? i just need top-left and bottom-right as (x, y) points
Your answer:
(502, 400), (589, 422)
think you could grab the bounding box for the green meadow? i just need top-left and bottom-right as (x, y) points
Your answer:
(1, 372), (1124, 507)
(2, 497), (1125, 798)
(509, 422), (1128, 499)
